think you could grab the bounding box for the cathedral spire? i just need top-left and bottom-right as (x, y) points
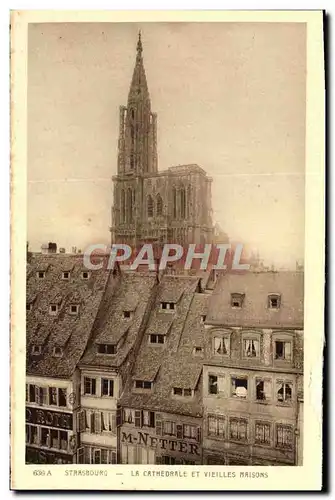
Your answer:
(128, 31), (149, 102)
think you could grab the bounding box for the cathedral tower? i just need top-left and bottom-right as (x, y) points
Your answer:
(117, 32), (158, 176)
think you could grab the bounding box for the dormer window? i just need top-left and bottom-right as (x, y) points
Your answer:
(32, 345), (42, 356)
(135, 380), (152, 390)
(53, 347), (63, 357)
(149, 334), (165, 344)
(69, 304), (79, 315)
(81, 271), (90, 280)
(49, 304), (58, 315)
(161, 302), (175, 311)
(268, 294), (281, 309)
(173, 387), (193, 397)
(193, 346), (203, 356)
(37, 271), (45, 279)
(62, 271), (70, 280)
(231, 293), (244, 308)
(123, 311), (132, 319)
(98, 343), (116, 355)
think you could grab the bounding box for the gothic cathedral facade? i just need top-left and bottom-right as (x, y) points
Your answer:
(111, 33), (213, 248)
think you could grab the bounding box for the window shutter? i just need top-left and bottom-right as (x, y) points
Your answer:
(156, 419), (163, 436)
(135, 410), (142, 428)
(95, 412), (102, 433)
(217, 376), (225, 393)
(116, 408), (122, 427)
(176, 424), (183, 439)
(111, 413), (116, 433)
(197, 427), (201, 443)
(35, 386), (40, 404)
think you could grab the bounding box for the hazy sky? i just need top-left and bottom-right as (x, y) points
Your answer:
(28, 22), (306, 266)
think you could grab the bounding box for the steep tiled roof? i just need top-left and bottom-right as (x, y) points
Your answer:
(26, 253), (114, 378)
(206, 271), (304, 329)
(79, 272), (157, 369)
(119, 275), (209, 418)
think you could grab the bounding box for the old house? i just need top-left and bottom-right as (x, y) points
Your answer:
(118, 273), (214, 465)
(77, 271), (158, 464)
(202, 271), (304, 465)
(25, 253), (116, 464)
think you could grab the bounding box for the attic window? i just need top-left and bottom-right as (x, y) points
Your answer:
(173, 388), (193, 397)
(193, 346), (203, 356)
(123, 311), (132, 319)
(81, 271), (90, 280)
(231, 293), (244, 308)
(62, 271), (70, 280)
(49, 304), (58, 315)
(149, 334), (165, 344)
(135, 380), (152, 390)
(53, 347), (63, 357)
(268, 294), (281, 309)
(98, 343), (116, 355)
(32, 345), (42, 356)
(26, 303), (33, 312)
(161, 302), (175, 311)
(69, 304), (79, 315)
(201, 315), (207, 323)
(37, 271), (45, 279)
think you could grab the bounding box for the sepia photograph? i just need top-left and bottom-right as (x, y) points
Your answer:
(10, 10), (325, 491)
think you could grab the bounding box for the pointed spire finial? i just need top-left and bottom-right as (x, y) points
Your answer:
(137, 30), (143, 55)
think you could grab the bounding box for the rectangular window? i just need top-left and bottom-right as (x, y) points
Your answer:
(231, 293), (244, 308)
(135, 380), (152, 390)
(29, 384), (36, 403)
(58, 388), (67, 407)
(268, 294), (281, 309)
(164, 421), (176, 436)
(213, 337), (229, 356)
(231, 377), (248, 398)
(208, 374), (225, 395)
(275, 341), (292, 361)
(208, 415), (225, 439)
(70, 304), (79, 315)
(193, 346), (203, 356)
(62, 271), (70, 280)
(229, 418), (248, 442)
(37, 271), (45, 279)
(160, 302), (175, 311)
(255, 379), (272, 402)
(243, 339), (260, 358)
(123, 311), (131, 319)
(173, 387), (193, 397)
(26, 424), (38, 445)
(183, 424), (197, 439)
(49, 304), (58, 315)
(142, 410), (155, 428)
(98, 343), (116, 354)
(49, 387), (58, 406)
(255, 422), (271, 445)
(276, 424), (293, 449)
(149, 334), (165, 344)
(39, 387), (48, 405)
(162, 455), (176, 465)
(276, 381), (293, 404)
(101, 378), (114, 397)
(40, 427), (51, 447)
(82, 271), (90, 280)
(84, 377), (96, 396)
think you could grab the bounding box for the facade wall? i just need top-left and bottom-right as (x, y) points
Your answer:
(203, 365), (298, 465)
(25, 374), (79, 464)
(78, 368), (120, 464)
(119, 408), (202, 465)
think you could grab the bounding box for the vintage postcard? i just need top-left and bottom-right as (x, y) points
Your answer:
(10, 10), (325, 491)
